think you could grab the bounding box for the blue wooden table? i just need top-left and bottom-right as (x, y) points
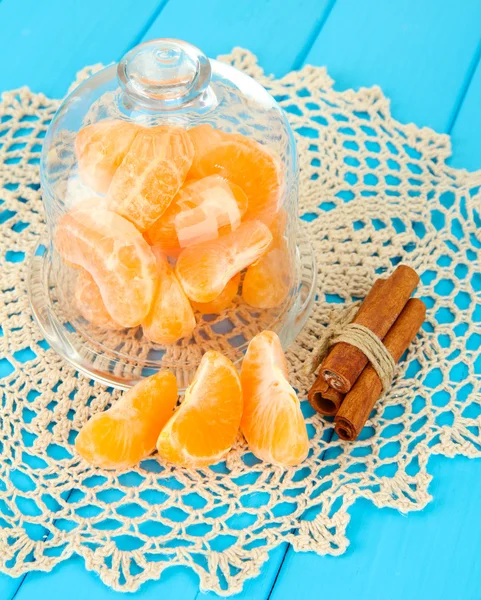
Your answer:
(1, 0), (481, 598)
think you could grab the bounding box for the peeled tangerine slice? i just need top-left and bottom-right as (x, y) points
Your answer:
(55, 202), (157, 327)
(76, 370), (178, 469)
(187, 124), (223, 179)
(175, 220), (273, 303)
(240, 330), (308, 466)
(75, 119), (139, 194)
(191, 273), (241, 314)
(242, 248), (291, 309)
(107, 125), (194, 232)
(142, 248), (196, 345)
(195, 136), (283, 224)
(157, 351), (243, 467)
(75, 269), (123, 330)
(144, 175), (248, 254)
(242, 209), (291, 308)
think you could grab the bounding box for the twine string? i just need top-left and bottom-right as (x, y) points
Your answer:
(306, 304), (396, 392)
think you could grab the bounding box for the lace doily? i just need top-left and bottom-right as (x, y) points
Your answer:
(1, 49), (480, 596)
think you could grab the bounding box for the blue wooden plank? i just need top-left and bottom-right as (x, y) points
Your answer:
(3, 1), (480, 599)
(142, 0), (335, 76)
(270, 456), (481, 600)
(267, 0), (481, 597)
(4, 1), (335, 599)
(448, 52), (481, 171)
(0, 0), (166, 97)
(141, 2), (336, 596)
(0, 1), (191, 599)
(304, 0), (481, 132)
(194, 545), (288, 600)
(13, 558), (200, 600)
(0, 574), (23, 600)
(11, 545), (288, 600)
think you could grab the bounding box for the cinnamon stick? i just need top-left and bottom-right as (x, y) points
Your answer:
(307, 378), (345, 416)
(307, 278), (385, 416)
(320, 265), (419, 394)
(334, 298), (426, 441)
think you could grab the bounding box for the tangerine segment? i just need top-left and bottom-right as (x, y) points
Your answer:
(107, 125), (194, 232)
(269, 208), (288, 245)
(142, 249), (196, 345)
(240, 331), (308, 466)
(174, 176), (248, 248)
(242, 208), (291, 308)
(156, 351), (242, 467)
(75, 119), (139, 195)
(75, 269), (123, 330)
(242, 247), (291, 309)
(187, 124), (223, 179)
(195, 138), (284, 223)
(176, 220), (272, 303)
(55, 203), (157, 327)
(144, 175), (248, 253)
(191, 273), (241, 314)
(76, 370), (178, 469)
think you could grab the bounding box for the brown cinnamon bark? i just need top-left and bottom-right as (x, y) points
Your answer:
(320, 265), (419, 393)
(334, 298), (426, 441)
(307, 377), (345, 416)
(307, 279), (386, 416)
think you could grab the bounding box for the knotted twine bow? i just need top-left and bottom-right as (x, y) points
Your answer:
(305, 303), (396, 393)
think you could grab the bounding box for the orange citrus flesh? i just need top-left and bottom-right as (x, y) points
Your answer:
(195, 137), (283, 223)
(75, 269), (123, 330)
(240, 330), (308, 466)
(107, 125), (194, 232)
(175, 220), (272, 303)
(144, 175), (248, 253)
(242, 209), (291, 308)
(187, 124), (224, 179)
(269, 208), (288, 244)
(156, 351), (243, 467)
(242, 248), (291, 309)
(76, 370), (178, 469)
(142, 248), (196, 344)
(191, 273), (241, 314)
(75, 119), (140, 195)
(55, 201), (157, 327)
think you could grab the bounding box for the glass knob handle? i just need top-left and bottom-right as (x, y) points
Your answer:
(118, 38), (212, 110)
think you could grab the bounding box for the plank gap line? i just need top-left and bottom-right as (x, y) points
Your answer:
(119, 0), (171, 59)
(447, 35), (481, 134)
(292, 0), (337, 71)
(7, 482), (78, 600)
(266, 427), (337, 600)
(7, 574), (27, 600)
(265, 542), (290, 600)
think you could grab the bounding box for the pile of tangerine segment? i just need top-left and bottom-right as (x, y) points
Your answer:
(55, 121), (293, 343)
(76, 331), (309, 469)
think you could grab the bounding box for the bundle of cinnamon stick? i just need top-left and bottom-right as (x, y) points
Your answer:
(308, 265), (426, 441)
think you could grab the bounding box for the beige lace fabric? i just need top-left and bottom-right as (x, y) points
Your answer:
(1, 49), (480, 596)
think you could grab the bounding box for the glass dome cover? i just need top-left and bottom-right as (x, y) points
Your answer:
(29, 38), (316, 390)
